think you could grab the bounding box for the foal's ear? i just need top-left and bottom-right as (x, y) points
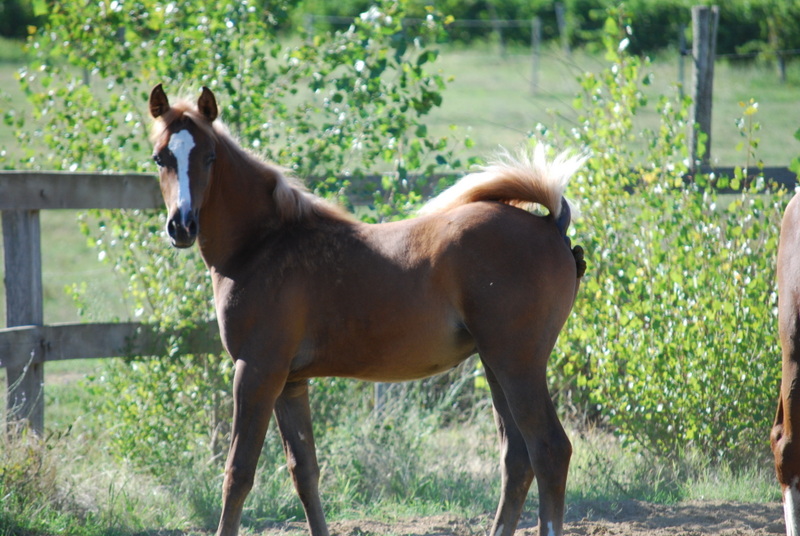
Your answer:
(198, 86), (218, 123)
(149, 83), (170, 119)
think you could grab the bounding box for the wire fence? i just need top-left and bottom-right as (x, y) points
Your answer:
(305, 13), (800, 64)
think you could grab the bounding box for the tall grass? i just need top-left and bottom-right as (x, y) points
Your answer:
(1, 395), (779, 536)
(2, 335), (782, 531)
(0, 426), (194, 536)
(567, 424), (780, 505)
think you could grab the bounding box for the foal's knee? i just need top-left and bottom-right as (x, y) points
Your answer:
(224, 463), (256, 498)
(288, 456), (320, 483)
(502, 436), (534, 480)
(533, 428), (572, 483)
(286, 453), (321, 499)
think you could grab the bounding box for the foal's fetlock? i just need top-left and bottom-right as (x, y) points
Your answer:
(572, 245), (586, 278)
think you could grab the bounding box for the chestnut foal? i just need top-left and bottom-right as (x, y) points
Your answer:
(148, 84), (585, 536)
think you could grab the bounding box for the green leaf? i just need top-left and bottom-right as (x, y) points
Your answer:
(32, 0), (47, 16)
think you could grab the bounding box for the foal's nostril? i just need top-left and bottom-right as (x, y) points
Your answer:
(167, 218), (179, 239)
(187, 218), (198, 236)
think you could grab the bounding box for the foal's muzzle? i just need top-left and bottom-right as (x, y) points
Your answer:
(167, 210), (199, 248)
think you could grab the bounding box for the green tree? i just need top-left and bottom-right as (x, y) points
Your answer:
(546, 10), (783, 463)
(5, 0), (470, 484)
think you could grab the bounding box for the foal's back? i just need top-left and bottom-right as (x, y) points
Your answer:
(270, 200), (578, 383)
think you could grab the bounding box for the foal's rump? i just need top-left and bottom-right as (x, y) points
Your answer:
(288, 145), (584, 381)
(418, 143), (584, 306)
(439, 201), (579, 330)
(364, 146), (582, 368)
(292, 203), (577, 382)
(413, 146), (585, 364)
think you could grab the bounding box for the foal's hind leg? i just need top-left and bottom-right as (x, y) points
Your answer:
(482, 349), (572, 536)
(274, 380), (329, 536)
(483, 362), (535, 536)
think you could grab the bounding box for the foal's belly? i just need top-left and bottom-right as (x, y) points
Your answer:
(289, 314), (477, 382)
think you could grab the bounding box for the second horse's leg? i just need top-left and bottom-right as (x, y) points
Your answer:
(274, 380), (329, 536)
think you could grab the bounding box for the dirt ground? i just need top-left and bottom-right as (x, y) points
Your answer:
(260, 500), (786, 535)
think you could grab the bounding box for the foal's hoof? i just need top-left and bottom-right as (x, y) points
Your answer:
(572, 245), (586, 278)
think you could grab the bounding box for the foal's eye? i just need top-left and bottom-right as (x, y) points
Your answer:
(205, 153), (216, 166)
(153, 154), (164, 167)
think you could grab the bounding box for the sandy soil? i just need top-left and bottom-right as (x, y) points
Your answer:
(259, 500), (786, 535)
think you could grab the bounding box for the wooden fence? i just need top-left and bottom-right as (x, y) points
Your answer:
(0, 171), (222, 435)
(2, 166), (797, 435)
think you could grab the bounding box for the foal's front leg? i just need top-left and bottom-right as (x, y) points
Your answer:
(217, 359), (287, 536)
(274, 380), (329, 536)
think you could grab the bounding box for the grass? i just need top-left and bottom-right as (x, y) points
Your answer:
(0, 422), (195, 536)
(0, 37), (32, 166)
(0, 210), (134, 328)
(1, 357), (783, 535)
(426, 43), (800, 165)
(567, 425), (780, 505)
(0, 36), (27, 62)
(0, 398), (781, 536)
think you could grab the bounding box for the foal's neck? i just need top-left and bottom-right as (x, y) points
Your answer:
(197, 141), (280, 273)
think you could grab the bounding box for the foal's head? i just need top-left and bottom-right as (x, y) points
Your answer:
(149, 84), (219, 248)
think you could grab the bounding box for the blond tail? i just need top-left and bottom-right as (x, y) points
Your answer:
(419, 145), (585, 223)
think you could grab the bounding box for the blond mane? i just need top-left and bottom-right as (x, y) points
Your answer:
(151, 99), (353, 224)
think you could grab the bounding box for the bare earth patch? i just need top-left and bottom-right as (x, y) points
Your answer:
(257, 501), (785, 535)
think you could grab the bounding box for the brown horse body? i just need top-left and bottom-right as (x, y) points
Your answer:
(149, 85), (584, 536)
(774, 193), (800, 536)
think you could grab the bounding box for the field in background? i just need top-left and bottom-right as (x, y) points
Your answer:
(428, 44), (800, 166)
(1, 42), (799, 325)
(3, 40), (800, 165)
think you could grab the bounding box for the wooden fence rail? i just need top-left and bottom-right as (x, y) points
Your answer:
(0, 171), (222, 434)
(1, 167), (797, 434)
(0, 322), (219, 369)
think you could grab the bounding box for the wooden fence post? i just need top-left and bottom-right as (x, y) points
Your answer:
(531, 17), (542, 94)
(555, 2), (570, 55)
(374, 382), (388, 415)
(2, 209), (45, 434)
(690, 5), (719, 170)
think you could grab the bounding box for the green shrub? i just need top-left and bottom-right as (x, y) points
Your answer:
(6, 0), (472, 525)
(547, 10), (784, 464)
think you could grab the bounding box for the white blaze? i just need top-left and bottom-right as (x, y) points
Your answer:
(786, 478), (800, 536)
(168, 129), (196, 217)
(547, 521), (556, 536)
